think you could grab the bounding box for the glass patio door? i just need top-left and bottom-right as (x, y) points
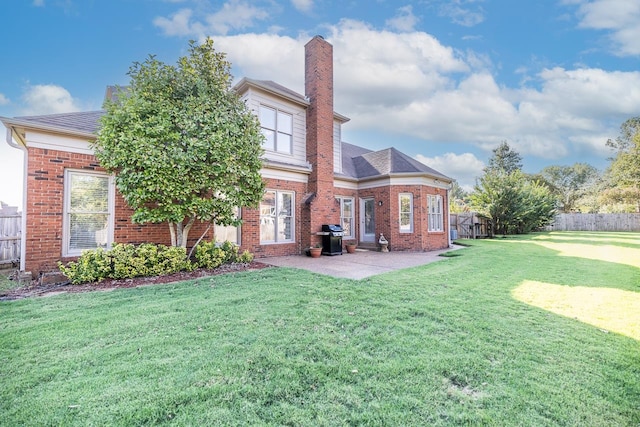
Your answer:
(360, 198), (375, 243)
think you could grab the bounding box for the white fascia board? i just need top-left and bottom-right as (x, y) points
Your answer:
(27, 130), (95, 155)
(346, 174), (452, 190)
(334, 178), (358, 190)
(260, 164), (310, 183)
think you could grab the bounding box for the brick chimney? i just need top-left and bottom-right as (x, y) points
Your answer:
(305, 35), (338, 243)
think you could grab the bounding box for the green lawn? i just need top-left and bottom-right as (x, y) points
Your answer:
(1, 232), (639, 426)
(0, 268), (19, 293)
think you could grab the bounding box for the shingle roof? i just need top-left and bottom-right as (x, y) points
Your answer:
(341, 142), (450, 181)
(14, 111), (105, 135)
(4, 90), (449, 182)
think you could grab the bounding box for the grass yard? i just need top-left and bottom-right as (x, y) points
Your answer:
(1, 231), (639, 426)
(0, 268), (19, 293)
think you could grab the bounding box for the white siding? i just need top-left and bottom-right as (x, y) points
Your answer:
(243, 87), (308, 167)
(333, 120), (342, 174)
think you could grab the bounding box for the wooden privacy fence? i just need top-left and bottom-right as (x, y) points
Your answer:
(0, 208), (21, 266)
(450, 213), (492, 239)
(545, 213), (640, 232)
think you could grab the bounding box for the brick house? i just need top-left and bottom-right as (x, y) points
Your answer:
(1, 36), (452, 278)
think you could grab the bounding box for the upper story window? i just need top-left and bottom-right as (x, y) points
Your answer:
(399, 193), (413, 233)
(428, 194), (443, 232)
(259, 105), (293, 154)
(63, 170), (114, 257)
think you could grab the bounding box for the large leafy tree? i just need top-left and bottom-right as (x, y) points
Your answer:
(601, 117), (640, 212)
(485, 140), (523, 174)
(95, 38), (265, 248)
(449, 180), (470, 213)
(539, 163), (600, 213)
(470, 171), (555, 235)
(471, 143), (554, 234)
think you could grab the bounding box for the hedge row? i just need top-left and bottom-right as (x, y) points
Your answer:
(58, 241), (254, 285)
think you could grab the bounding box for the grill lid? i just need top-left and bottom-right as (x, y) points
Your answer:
(322, 224), (343, 232)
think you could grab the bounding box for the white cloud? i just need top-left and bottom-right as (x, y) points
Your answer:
(572, 0), (640, 56)
(153, 0), (269, 37)
(416, 152), (485, 190)
(33, 0), (44, 6)
(216, 33), (305, 91)
(164, 18), (638, 168)
(20, 84), (82, 115)
(385, 5), (419, 32)
(154, 8), (196, 37)
(291, 0), (313, 13)
(0, 93), (9, 105)
(439, 1), (485, 27)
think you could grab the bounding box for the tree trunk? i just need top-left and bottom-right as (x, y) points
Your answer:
(169, 222), (177, 247)
(168, 216), (197, 248)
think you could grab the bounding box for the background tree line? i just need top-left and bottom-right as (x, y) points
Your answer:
(450, 117), (640, 234)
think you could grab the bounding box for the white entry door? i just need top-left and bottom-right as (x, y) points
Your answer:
(360, 198), (376, 243)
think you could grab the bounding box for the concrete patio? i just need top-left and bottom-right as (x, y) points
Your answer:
(262, 245), (463, 280)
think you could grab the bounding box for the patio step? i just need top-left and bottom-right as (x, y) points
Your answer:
(355, 243), (378, 251)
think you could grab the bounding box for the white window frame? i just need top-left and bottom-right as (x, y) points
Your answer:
(336, 196), (355, 239)
(428, 194), (444, 232)
(62, 169), (115, 257)
(399, 193), (413, 233)
(259, 105), (293, 154)
(260, 190), (295, 243)
(214, 207), (241, 246)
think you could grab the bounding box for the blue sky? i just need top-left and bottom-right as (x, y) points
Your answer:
(1, 0), (639, 208)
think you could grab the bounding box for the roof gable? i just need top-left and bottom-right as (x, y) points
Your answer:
(341, 142), (450, 182)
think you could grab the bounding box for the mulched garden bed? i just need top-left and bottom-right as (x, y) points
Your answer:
(0, 261), (272, 301)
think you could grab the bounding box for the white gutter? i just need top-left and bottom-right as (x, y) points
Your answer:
(0, 116), (96, 140)
(447, 182), (453, 248)
(5, 126), (28, 272)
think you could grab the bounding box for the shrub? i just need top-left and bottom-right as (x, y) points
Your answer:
(59, 243), (191, 284)
(59, 241), (254, 285)
(238, 250), (254, 263)
(193, 240), (253, 269)
(58, 248), (112, 285)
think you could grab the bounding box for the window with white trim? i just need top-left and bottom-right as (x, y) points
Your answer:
(399, 193), (413, 233)
(214, 207), (241, 245)
(259, 105), (293, 154)
(336, 196), (354, 238)
(63, 170), (114, 256)
(428, 194), (443, 232)
(260, 190), (294, 243)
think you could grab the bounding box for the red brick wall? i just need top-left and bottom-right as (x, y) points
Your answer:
(24, 147), (211, 276)
(305, 36), (339, 247)
(423, 186), (449, 251)
(353, 184), (449, 252)
(240, 178), (308, 257)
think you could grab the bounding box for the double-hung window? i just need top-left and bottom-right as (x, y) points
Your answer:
(259, 105), (293, 154)
(214, 207), (241, 245)
(428, 194), (443, 232)
(336, 196), (354, 238)
(260, 190), (294, 243)
(63, 170), (114, 256)
(399, 193), (413, 233)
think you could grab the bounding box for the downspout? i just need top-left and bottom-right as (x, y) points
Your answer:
(5, 126), (28, 272)
(447, 182), (452, 248)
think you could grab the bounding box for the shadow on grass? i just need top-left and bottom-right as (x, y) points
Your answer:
(532, 232), (640, 250)
(480, 232), (640, 341)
